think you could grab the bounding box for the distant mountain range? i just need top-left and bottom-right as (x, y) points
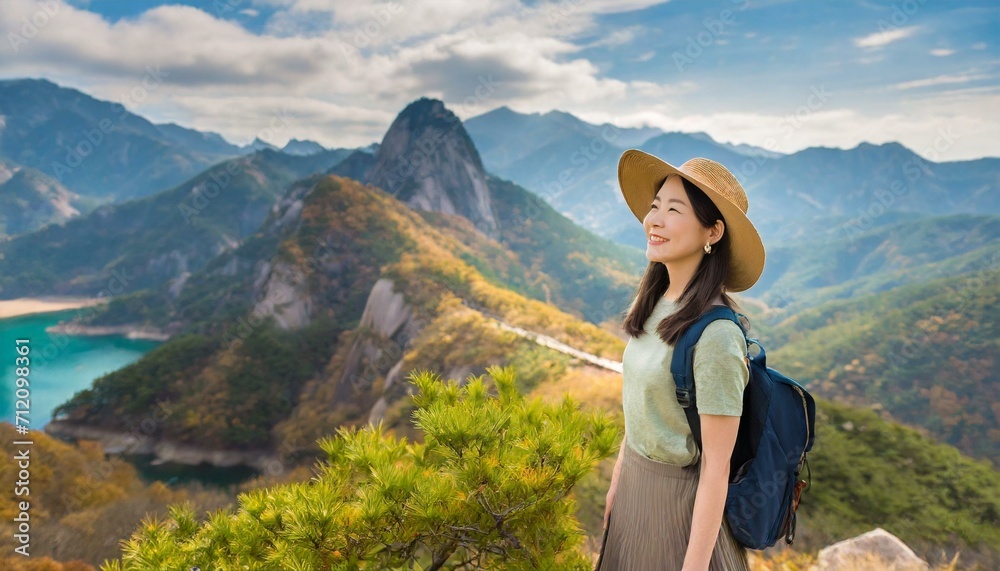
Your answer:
(0, 78), (336, 236)
(0, 149), (352, 299)
(463, 106), (1000, 251)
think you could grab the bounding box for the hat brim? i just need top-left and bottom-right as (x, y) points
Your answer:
(618, 149), (765, 292)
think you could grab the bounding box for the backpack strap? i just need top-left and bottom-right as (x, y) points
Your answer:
(669, 306), (748, 452)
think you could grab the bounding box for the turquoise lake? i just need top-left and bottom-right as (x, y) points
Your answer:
(0, 308), (161, 426)
(0, 308), (259, 487)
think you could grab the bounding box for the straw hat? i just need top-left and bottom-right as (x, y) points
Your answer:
(618, 149), (765, 292)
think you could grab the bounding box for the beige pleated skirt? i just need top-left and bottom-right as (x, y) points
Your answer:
(595, 440), (751, 571)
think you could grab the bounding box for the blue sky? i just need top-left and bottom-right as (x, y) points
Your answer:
(1, 0), (997, 159)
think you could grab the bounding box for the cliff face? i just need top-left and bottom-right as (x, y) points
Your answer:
(365, 98), (499, 239)
(335, 277), (418, 420)
(0, 162), (82, 237)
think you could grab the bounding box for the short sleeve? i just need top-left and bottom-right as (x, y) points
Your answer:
(693, 319), (749, 416)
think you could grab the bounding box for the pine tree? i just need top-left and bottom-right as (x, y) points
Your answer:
(101, 364), (619, 570)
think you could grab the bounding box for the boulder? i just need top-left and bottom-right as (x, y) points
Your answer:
(815, 527), (929, 571)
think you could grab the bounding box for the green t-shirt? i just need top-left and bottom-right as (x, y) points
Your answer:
(622, 295), (749, 466)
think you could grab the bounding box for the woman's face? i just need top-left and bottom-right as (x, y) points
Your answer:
(642, 175), (718, 264)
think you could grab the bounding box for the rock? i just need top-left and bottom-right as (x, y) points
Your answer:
(364, 98), (500, 239)
(151, 439), (276, 471)
(255, 260), (312, 330)
(45, 322), (171, 341)
(337, 278), (414, 404)
(815, 528), (929, 571)
(45, 420), (278, 472)
(359, 278), (412, 339)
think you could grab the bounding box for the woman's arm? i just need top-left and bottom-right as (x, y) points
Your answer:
(604, 432), (627, 528)
(681, 413), (740, 571)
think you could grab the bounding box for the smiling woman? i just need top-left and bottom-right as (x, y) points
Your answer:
(596, 149), (765, 571)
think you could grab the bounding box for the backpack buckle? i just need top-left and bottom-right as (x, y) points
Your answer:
(676, 388), (694, 408)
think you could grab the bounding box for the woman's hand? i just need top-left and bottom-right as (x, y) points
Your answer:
(604, 434), (626, 529)
(604, 483), (616, 529)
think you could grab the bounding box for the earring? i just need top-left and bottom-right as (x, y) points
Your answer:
(704, 241), (712, 254)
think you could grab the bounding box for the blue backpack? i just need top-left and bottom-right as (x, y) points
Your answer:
(670, 305), (816, 550)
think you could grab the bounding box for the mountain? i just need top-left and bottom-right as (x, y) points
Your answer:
(48, 173), (633, 451)
(0, 158), (94, 237)
(281, 138), (328, 155)
(763, 266), (1000, 464)
(463, 106), (774, 243)
(0, 149), (349, 300)
(154, 121), (245, 156)
(465, 106), (664, 165)
(244, 137), (278, 152)
(44, 98), (642, 453)
(327, 147), (377, 182)
(743, 143), (1000, 244)
(463, 107), (1000, 257)
(0, 78), (242, 202)
(359, 97), (500, 238)
(747, 214), (1000, 306)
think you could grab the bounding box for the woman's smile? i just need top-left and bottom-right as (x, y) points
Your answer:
(648, 233), (669, 245)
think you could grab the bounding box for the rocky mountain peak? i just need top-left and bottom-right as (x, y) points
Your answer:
(364, 97), (499, 239)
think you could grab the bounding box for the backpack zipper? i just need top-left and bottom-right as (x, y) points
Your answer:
(791, 384), (809, 471)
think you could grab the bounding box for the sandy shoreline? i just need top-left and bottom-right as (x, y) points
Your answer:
(0, 296), (107, 319)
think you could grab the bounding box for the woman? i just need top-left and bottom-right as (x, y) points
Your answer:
(595, 149), (766, 571)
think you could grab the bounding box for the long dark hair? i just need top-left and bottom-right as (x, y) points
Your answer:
(621, 175), (750, 345)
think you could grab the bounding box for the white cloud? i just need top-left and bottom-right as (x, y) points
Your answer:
(629, 80), (697, 99)
(929, 48), (955, 57)
(585, 25), (644, 48)
(0, 0), (658, 147)
(853, 25), (920, 49)
(169, 95), (393, 147)
(0, 0), (995, 161)
(893, 73), (988, 91)
(578, 92), (1000, 161)
(858, 54), (886, 65)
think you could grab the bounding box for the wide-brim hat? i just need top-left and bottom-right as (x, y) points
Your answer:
(618, 149), (765, 292)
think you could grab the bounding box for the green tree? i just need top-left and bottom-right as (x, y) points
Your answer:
(101, 365), (619, 570)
